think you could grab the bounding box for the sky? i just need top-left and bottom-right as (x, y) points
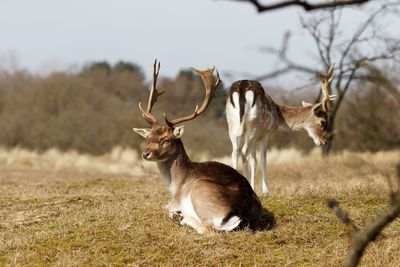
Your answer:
(0, 0), (390, 86)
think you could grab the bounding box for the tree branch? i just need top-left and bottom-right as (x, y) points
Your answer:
(332, 64), (357, 115)
(327, 200), (359, 234)
(335, 5), (383, 96)
(328, 164), (400, 267)
(363, 63), (400, 105)
(300, 16), (329, 67)
(236, 0), (370, 13)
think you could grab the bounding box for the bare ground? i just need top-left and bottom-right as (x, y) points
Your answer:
(0, 148), (399, 266)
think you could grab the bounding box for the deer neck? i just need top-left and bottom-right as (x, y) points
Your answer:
(156, 139), (191, 195)
(277, 104), (312, 131)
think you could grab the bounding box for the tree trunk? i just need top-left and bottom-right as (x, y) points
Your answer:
(322, 114), (335, 156)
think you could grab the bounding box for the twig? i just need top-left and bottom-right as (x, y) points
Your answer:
(235, 0), (370, 13)
(327, 200), (359, 233)
(328, 164), (400, 267)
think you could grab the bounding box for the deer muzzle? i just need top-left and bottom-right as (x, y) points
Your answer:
(142, 151), (153, 160)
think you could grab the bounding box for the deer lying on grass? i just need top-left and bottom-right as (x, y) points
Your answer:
(226, 65), (335, 194)
(133, 60), (263, 234)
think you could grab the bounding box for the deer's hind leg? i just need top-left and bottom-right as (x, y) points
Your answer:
(226, 93), (244, 171)
(260, 136), (270, 195)
(242, 139), (257, 190)
(241, 90), (261, 191)
(180, 216), (211, 234)
(242, 123), (258, 190)
(229, 134), (243, 171)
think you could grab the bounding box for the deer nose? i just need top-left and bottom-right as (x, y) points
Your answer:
(142, 151), (152, 160)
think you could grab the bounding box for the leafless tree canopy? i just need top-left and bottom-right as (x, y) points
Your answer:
(233, 0), (370, 12)
(254, 2), (400, 154)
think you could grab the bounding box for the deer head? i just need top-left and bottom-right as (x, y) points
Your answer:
(301, 64), (336, 145)
(133, 60), (221, 161)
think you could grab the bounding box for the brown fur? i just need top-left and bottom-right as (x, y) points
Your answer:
(226, 80), (331, 194)
(135, 124), (263, 232)
(227, 80), (328, 144)
(135, 63), (265, 233)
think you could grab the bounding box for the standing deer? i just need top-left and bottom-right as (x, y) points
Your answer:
(133, 60), (263, 234)
(226, 65), (335, 194)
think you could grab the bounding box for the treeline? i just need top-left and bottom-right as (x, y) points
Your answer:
(0, 61), (398, 156)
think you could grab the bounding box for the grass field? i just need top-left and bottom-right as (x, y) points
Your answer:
(1, 148), (400, 266)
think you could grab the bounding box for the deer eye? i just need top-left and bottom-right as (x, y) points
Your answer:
(162, 140), (170, 147)
(320, 120), (326, 129)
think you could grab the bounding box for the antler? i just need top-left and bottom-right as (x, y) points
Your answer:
(138, 59), (164, 125)
(318, 64), (336, 112)
(164, 66), (221, 127)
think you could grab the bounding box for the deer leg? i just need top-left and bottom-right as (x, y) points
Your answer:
(165, 200), (181, 219)
(180, 216), (209, 234)
(241, 152), (249, 179)
(243, 141), (257, 190)
(248, 145), (257, 191)
(260, 141), (268, 195)
(230, 136), (241, 170)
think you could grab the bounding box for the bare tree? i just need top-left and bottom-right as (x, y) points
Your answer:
(362, 63), (400, 105)
(231, 0), (370, 12)
(255, 3), (400, 155)
(328, 164), (400, 267)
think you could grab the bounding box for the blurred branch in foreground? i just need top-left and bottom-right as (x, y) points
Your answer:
(328, 164), (400, 267)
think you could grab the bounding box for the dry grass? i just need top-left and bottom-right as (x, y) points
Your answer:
(1, 148), (400, 266)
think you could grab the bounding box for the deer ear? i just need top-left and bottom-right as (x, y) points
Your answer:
(133, 128), (151, 138)
(173, 125), (184, 138)
(312, 103), (325, 116)
(302, 101), (313, 107)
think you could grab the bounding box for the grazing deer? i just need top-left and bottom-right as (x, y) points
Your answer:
(133, 60), (263, 234)
(226, 65), (335, 194)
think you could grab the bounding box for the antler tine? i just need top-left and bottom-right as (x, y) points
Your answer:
(148, 60), (164, 112)
(191, 66), (221, 115)
(327, 63), (335, 83)
(163, 105), (200, 128)
(164, 66), (221, 126)
(138, 59), (164, 125)
(214, 68), (222, 89)
(327, 63), (334, 75)
(319, 64), (336, 112)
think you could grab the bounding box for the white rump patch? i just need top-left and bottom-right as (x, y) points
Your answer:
(245, 91), (257, 121)
(226, 92), (243, 136)
(245, 90), (254, 106)
(232, 92), (240, 110)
